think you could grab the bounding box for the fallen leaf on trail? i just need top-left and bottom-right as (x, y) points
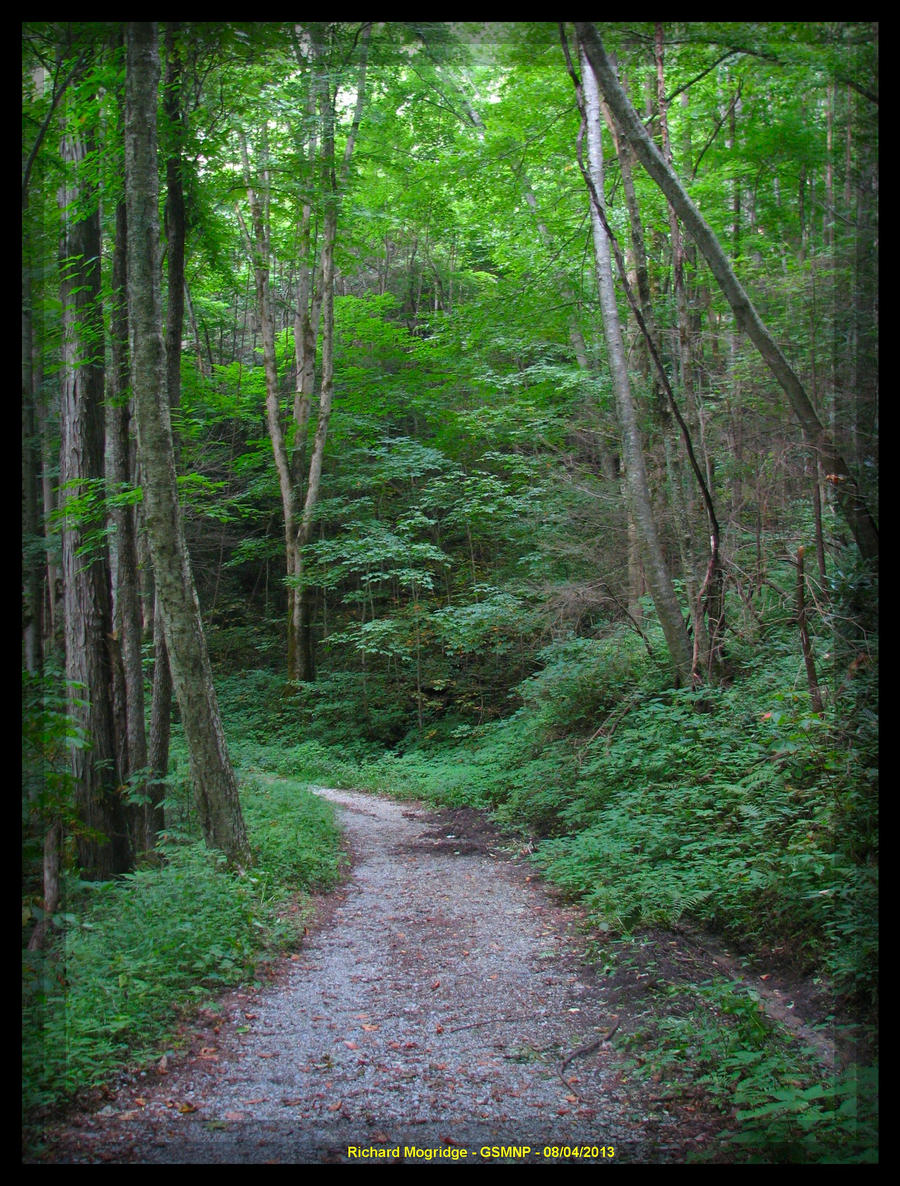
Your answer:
(258, 1052), (277, 1059)
(328, 1100), (343, 1112)
(178, 1102), (198, 1114)
(224, 1112), (246, 1122)
(371, 1132), (391, 1144)
(430, 979), (441, 990)
(435, 1023), (444, 1034)
(344, 1040), (358, 1050)
(246, 1098), (268, 1105)
(244, 1012), (258, 1020)
(134, 1098), (147, 1107)
(353, 1013), (370, 1020)
(362, 1024), (379, 1031)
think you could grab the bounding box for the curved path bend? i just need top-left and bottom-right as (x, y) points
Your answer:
(41, 788), (692, 1164)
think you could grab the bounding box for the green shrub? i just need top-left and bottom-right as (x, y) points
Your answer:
(23, 843), (259, 1112)
(242, 773), (344, 890)
(22, 778), (342, 1120)
(516, 631), (656, 738)
(626, 976), (878, 1163)
(529, 678), (877, 1006)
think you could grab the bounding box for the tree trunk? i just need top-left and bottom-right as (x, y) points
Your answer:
(125, 20), (250, 867)
(108, 183), (157, 854)
(148, 598), (173, 807)
(142, 20), (190, 836)
(22, 260), (43, 675)
(59, 123), (133, 879)
(246, 23), (370, 683)
(574, 21), (878, 566)
(580, 38), (693, 686)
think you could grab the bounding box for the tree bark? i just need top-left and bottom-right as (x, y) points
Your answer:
(108, 167), (157, 854)
(144, 20), (190, 837)
(125, 21), (250, 867)
(22, 258), (43, 675)
(59, 122), (133, 879)
(574, 21), (878, 566)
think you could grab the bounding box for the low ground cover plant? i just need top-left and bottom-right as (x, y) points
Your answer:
(22, 770), (342, 1121)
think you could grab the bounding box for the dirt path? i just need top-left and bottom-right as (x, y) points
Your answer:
(34, 787), (712, 1164)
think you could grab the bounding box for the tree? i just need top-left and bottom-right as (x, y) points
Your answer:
(239, 22), (371, 683)
(58, 48), (133, 880)
(573, 21), (878, 566)
(106, 31), (156, 855)
(576, 31), (693, 685)
(124, 20), (250, 866)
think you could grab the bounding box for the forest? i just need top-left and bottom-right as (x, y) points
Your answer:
(23, 21), (877, 1163)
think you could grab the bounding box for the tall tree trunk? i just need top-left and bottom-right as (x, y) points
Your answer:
(238, 133), (300, 678)
(108, 167), (156, 854)
(246, 23), (370, 683)
(653, 25), (718, 677)
(295, 23), (370, 681)
(148, 602), (173, 826)
(144, 20), (189, 834)
(579, 37), (693, 686)
(125, 20), (250, 867)
(59, 123), (133, 879)
(574, 21), (878, 566)
(22, 260), (43, 675)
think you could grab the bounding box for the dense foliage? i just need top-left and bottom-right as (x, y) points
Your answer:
(23, 21), (876, 1163)
(22, 761), (343, 1120)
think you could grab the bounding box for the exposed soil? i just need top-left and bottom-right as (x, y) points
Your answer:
(27, 787), (843, 1165)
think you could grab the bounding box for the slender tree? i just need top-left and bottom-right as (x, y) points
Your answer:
(58, 82), (133, 879)
(146, 20), (189, 839)
(241, 22), (371, 682)
(578, 33), (693, 685)
(573, 21), (878, 566)
(106, 30), (157, 854)
(124, 20), (250, 866)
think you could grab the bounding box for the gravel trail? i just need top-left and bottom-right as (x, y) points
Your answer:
(38, 787), (675, 1164)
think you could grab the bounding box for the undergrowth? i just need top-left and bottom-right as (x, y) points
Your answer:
(22, 770), (343, 1125)
(619, 967), (878, 1163)
(253, 590), (877, 1164)
(23, 569), (876, 1163)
